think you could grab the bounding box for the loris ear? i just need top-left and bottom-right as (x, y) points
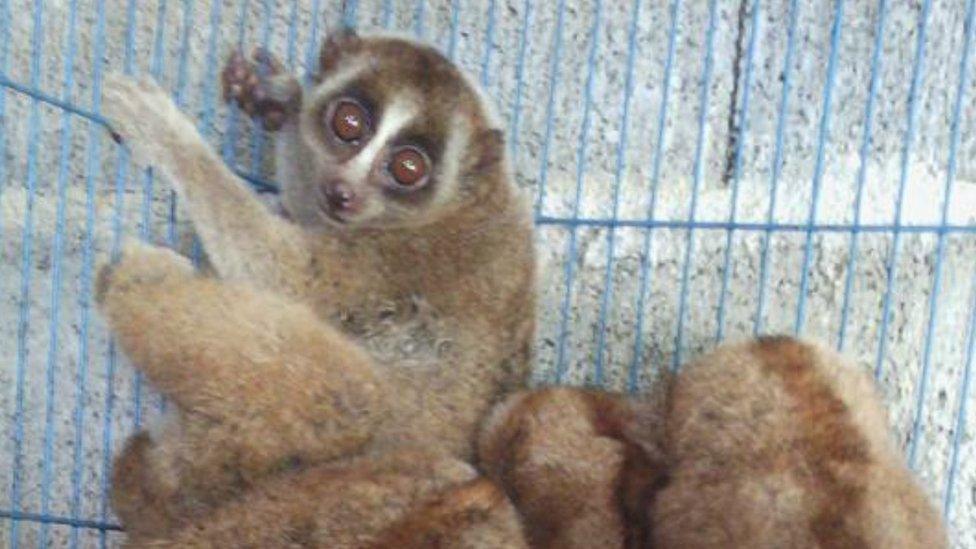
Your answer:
(318, 26), (360, 75)
(468, 129), (505, 174)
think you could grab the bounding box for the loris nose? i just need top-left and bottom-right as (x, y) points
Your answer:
(323, 181), (360, 213)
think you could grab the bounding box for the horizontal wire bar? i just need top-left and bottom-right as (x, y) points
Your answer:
(0, 73), (108, 125)
(0, 510), (122, 531)
(535, 216), (976, 234)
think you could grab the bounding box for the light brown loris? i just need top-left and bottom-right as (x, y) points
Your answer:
(98, 29), (535, 543)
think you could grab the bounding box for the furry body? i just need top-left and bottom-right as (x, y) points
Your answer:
(653, 337), (947, 548)
(482, 338), (947, 549)
(98, 32), (534, 546)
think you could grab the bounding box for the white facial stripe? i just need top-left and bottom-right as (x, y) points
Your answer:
(430, 114), (470, 208)
(308, 56), (370, 104)
(343, 94), (418, 182)
(299, 57), (371, 167)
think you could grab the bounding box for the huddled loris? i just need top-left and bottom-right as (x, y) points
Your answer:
(483, 336), (948, 548)
(97, 27), (947, 548)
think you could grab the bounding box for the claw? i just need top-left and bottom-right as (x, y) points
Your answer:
(252, 47), (283, 73)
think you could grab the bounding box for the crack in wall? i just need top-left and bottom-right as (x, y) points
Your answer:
(722, 0), (751, 186)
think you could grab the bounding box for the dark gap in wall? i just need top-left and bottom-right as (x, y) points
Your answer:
(722, 0), (750, 186)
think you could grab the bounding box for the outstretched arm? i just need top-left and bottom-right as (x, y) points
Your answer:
(102, 76), (309, 294)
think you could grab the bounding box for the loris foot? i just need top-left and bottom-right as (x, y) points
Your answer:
(222, 48), (301, 131)
(95, 238), (194, 306)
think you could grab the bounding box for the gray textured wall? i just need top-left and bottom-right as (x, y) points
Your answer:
(1, 0), (975, 546)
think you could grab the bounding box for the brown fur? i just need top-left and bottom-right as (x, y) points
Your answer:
(98, 30), (534, 544)
(478, 387), (666, 549)
(653, 336), (948, 548)
(474, 339), (945, 549)
(367, 478), (528, 548)
(128, 447), (525, 548)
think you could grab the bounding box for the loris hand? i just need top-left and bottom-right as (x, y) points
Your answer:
(222, 48), (302, 131)
(102, 75), (208, 174)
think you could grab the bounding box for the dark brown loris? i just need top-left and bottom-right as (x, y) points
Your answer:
(481, 337), (948, 548)
(98, 30), (534, 546)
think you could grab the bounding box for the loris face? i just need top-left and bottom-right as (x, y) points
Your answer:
(284, 31), (503, 230)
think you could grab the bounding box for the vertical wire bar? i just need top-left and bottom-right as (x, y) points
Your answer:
(942, 0), (976, 520)
(343, 0), (358, 27)
(592, 0), (642, 384)
(304, 0), (323, 82)
(200, 1), (224, 160)
(0, 0), (10, 528)
(480, 0), (496, 87)
(507, 0), (532, 161)
(838, 0), (887, 350)
(39, 1), (80, 544)
(446, 0), (461, 61)
(191, 0), (224, 264)
(99, 2), (139, 545)
(9, 2), (45, 544)
(794, 0), (845, 334)
(672, 0), (719, 370)
(944, 264), (976, 517)
(532, 0), (567, 216)
(131, 0), (170, 433)
(553, 0), (604, 381)
(0, 0), (8, 243)
(754, 0), (799, 335)
(414, 0), (425, 38)
(382, 0), (394, 29)
(715, 0), (760, 342)
(234, 1), (249, 54)
(286, 0), (300, 68)
(153, 0), (196, 418)
(172, 0), (196, 247)
(629, 0), (680, 391)
(69, 2), (109, 543)
(908, 0), (974, 468)
(874, 0), (932, 380)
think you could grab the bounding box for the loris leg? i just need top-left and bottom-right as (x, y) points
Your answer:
(478, 387), (667, 549)
(109, 432), (182, 537)
(98, 241), (390, 535)
(100, 76), (308, 293)
(126, 448), (527, 549)
(222, 48), (302, 132)
(97, 240), (388, 467)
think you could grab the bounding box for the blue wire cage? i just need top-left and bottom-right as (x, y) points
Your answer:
(1, 0), (975, 546)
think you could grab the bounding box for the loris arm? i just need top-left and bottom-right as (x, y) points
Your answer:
(102, 76), (308, 293)
(95, 240), (388, 459)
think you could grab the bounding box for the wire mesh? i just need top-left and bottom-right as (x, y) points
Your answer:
(1, 0), (974, 546)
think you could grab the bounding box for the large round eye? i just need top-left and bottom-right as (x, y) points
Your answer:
(389, 147), (430, 187)
(330, 99), (370, 143)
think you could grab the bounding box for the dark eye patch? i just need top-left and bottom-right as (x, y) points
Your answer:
(391, 130), (443, 166)
(314, 86), (382, 154)
(330, 99), (370, 142)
